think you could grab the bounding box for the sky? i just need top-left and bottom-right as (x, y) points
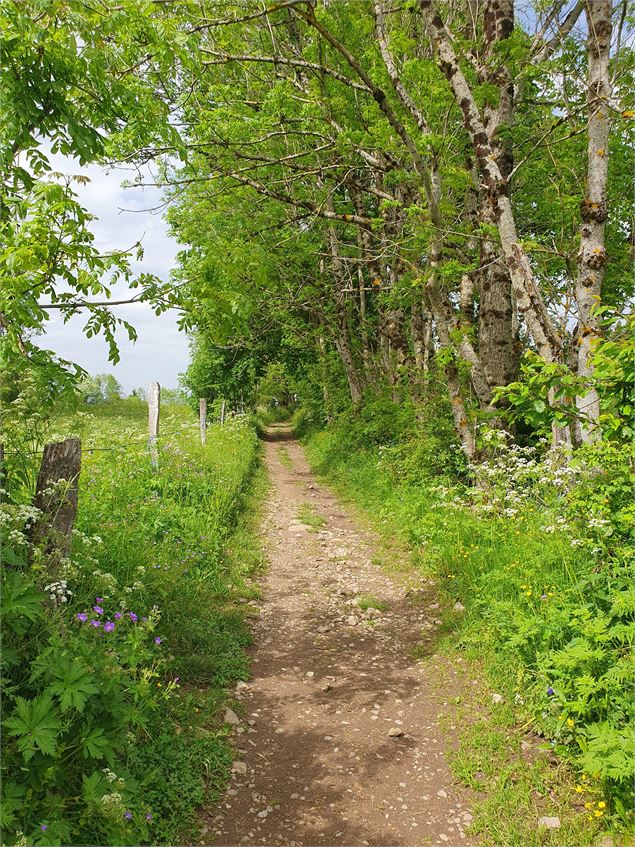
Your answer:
(41, 154), (189, 393)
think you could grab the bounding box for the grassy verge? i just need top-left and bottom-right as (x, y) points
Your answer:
(1, 401), (267, 845)
(302, 415), (633, 845)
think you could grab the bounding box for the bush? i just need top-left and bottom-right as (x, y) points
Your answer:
(1, 407), (260, 845)
(304, 418), (634, 832)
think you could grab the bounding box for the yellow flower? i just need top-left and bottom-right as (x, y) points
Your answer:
(598, 801), (606, 809)
(575, 785), (583, 793)
(584, 803), (592, 810)
(567, 718), (575, 727)
(595, 810), (604, 817)
(525, 591), (532, 597)
(548, 591), (554, 597)
(581, 774), (587, 781)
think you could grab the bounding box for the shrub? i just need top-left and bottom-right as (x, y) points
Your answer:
(1, 407), (259, 845)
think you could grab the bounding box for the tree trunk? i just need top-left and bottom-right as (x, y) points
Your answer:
(477, 0), (518, 391)
(29, 438), (81, 568)
(325, 212), (365, 406)
(575, 0), (612, 442)
(419, 0), (563, 367)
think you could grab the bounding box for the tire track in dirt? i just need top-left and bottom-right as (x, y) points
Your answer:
(203, 426), (477, 846)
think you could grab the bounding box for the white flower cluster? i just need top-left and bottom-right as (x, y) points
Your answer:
(7, 529), (27, 545)
(92, 569), (118, 592)
(101, 768), (123, 786)
(100, 792), (124, 819)
(44, 580), (73, 605)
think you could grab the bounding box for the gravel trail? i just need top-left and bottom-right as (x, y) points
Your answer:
(204, 426), (476, 847)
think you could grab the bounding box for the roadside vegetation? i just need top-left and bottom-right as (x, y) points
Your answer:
(1, 398), (262, 845)
(301, 394), (633, 840)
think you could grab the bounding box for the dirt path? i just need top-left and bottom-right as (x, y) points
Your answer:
(204, 426), (476, 846)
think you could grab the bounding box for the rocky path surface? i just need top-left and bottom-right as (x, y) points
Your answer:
(204, 426), (476, 846)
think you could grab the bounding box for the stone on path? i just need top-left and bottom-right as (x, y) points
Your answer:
(225, 708), (240, 725)
(537, 816), (561, 830)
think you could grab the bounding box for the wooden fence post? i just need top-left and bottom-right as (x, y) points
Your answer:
(29, 438), (81, 564)
(199, 398), (207, 445)
(148, 381), (160, 466)
(220, 399), (226, 426)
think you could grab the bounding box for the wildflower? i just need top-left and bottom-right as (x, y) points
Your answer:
(103, 621), (115, 633)
(124, 811), (133, 821)
(93, 605), (104, 616)
(129, 612), (138, 622)
(594, 810), (604, 817)
(154, 636), (162, 645)
(40, 824), (48, 832)
(566, 718), (575, 727)
(77, 612), (88, 622)
(114, 612), (122, 620)
(525, 591), (532, 597)
(90, 620), (102, 628)
(575, 785), (583, 793)
(96, 597), (104, 603)
(174, 677), (180, 683)
(146, 813), (153, 821)
(540, 594), (548, 600)
(598, 801), (606, 809)
(585, 803), (592, 809)
(547, 687), (555, 696)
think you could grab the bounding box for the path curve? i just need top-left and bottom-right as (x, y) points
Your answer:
(204, 427), (476, 846)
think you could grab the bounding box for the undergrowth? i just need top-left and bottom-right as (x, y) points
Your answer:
(1, 401), (263, 845)
(302, 395), (634, 841)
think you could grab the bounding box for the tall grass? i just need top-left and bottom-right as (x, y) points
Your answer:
(1, 401), (263, 845)
(303, 405), (633, 838)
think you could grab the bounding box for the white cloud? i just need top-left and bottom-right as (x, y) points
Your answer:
(41, 154), (189, 391)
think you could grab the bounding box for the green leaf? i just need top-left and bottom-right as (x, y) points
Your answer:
(4, 694), (61, 762)
(0, 780), (25, 828)
(48, 660), (99, 713)
(80, 725), (112, 760)
(1, 571), (45, 634)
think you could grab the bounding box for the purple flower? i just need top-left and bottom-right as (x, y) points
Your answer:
(40, 824), (48, 832)
(174, 677), (180, 683)
(129, 612), (138, 622)
(154, 636), (162, 645)
(76, 612), (88, 622)
(96, 597), (104, 603)
(90, 619), (102, 628)
(93, 605), (104, 615)
(547, 687), (555, 696)
(142, 616), (148, 622)
(146, 813), (153, 821)
(114, 612), (122, 620)
(124, 810), (133, 821)
(103, 621), (115, 633)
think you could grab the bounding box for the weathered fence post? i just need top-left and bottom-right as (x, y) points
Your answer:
(148, 381), (160, 466)
(220, 399), (226, 426)
(199, 398), (207, 445)
(29, 438), (81, 564)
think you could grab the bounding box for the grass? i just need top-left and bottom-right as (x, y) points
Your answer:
(296, 503), (326, 531)
(302, 419), (632, 843)
(276, 444), (294, 469)
(1, 399), (266, 845)
(355, 594), (388, 612)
